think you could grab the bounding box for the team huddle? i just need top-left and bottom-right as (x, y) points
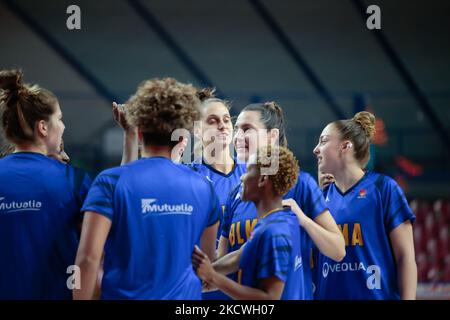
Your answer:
(0, 69), (417, 300)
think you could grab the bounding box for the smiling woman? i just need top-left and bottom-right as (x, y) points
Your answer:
(0, 69), (92, 300)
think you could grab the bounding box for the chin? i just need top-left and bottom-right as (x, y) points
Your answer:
(236, 149), (247, 163)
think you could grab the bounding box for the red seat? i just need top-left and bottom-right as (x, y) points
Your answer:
(416, 252), (428, 282)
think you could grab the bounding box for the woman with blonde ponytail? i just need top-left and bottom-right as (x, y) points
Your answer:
(313, 111), (417, 300)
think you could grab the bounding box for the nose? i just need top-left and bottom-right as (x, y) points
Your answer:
(313, 144), (320, 156)
(234, 129), (244, 144)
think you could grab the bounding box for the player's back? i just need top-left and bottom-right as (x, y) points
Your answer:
(84, 157), (219, 299)
(0, 152), (89, 299)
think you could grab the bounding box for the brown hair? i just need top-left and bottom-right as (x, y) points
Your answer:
(242, 101), (288, 147)
(126, 77), (202, 147)
(256, 145), (299, 196)
(332, 111), (376, 167)
(0, 69), (58, 144)
(0, 143), (15, 158)
(196, 87), (231, 111)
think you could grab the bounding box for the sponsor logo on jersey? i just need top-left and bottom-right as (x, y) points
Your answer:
(0, 197), (42, 214)
(294, 255), (303, 271)
(322, 261), (382, 290)
(141, 198), (194, 216)
(358, 189), (367, 199)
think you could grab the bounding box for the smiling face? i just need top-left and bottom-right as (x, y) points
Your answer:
(233, 110), (272, 162)
(44, 102), (65, 156)
(201, 101), (232, 148)
(313, 123), (343, 175)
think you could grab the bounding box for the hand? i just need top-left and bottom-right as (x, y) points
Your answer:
(318, 172), (335, 189)
(282, 198), (307, 227)
(112, 102), (135, 133)
(192, 245), (216, 284)
(171, 137), (188, 163)
(202, 281), (218, 293)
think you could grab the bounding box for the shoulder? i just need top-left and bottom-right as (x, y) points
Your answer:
(94, 166), (126, 183)
(368, 171), (400, 193)
(264, 211), (296, 235)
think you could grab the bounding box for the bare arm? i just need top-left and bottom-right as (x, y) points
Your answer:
(193, 246), (284, 300)
(73, 212), (111, 300)
(200, 221), (220, 261)
(390, 221), (417, 300)
(283, 199), (345, 262)
(216, 235), (229, 259)
(212, 244), (244, 275)
(112, 102), (139, 165)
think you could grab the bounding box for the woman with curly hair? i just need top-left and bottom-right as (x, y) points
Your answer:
(74, 78), (220, 300)
(216, 101), (345, 300)
(193, 146), (305, 299)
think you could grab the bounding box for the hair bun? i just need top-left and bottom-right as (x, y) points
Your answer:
(196, 87), (216, 102)
(353, 111), (376, 141)
(0, 69), (23, 92)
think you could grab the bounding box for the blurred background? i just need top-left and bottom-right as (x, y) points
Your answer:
(0, 0), (449, 298)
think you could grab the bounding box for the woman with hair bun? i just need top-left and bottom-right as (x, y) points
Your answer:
(74, 78), (220, 300)
(193, 146), (305, 300)
(313, 111), (417, 299)
(0, 69), (92, 299)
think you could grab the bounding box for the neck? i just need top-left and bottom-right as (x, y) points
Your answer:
(254, 196), (283, 219)
(14, 142), (47, 155)
(333, 163), (365, 193)
(141, 145), (173, 159)
(204, 144), (234, 174)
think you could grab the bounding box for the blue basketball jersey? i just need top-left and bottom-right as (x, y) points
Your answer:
(222, 171), (328, 299)
(189, 159), (245, 300)
(81, 157), (220, 300)
(0, 152), (92, 299)
(190, 159), (246, 241)
(238, 208), (305, 300)
(314, 171), (415, 300)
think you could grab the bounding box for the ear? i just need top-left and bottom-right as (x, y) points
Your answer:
(258, 175), (269, 188)
(269, 128), (279, 145)
(36, 120), (48, 138)
(341, 140), (353, 152)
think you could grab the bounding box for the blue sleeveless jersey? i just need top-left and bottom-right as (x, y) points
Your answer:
(222, 171), (328, 299)
(314, 171), (415, 300)
(81, 157), (220, 300)
(0, 152), (92, 299)
(238, 208), (305, 300)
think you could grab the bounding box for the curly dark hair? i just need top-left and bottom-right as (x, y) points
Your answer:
(126, 78), (202, 146)
(256, 145), (299, 196)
